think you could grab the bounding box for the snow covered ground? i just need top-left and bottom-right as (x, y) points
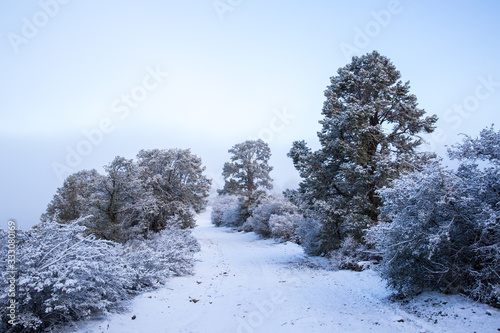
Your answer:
(74, 209), (500, 333)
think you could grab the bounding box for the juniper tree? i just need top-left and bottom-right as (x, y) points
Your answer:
(41, 169), (103, 224)
(288, 51), (437, 254)
(92, 156), (148, 241)
(136, 148), (212, 229)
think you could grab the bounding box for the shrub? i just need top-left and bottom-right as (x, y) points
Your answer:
(329, 235), (373, 270)
(0, 218), (201, 332)
(269, 213), (302, 243)
(369, 160), (500, 307)
(0, 220), (133, 332)
(124, 225), (200, 289)
(295, 217), (322, 255)
(244, 194), (298, 238)
(211, 195), (244, 227)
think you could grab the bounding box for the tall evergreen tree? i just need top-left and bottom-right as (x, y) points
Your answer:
(288, 51), (437, 254)
(219, 139), (273, 218)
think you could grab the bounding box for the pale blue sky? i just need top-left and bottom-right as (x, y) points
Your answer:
(1, 0), (500, 229)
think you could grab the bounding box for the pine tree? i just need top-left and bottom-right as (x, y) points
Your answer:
(218, 139), (273, 218)
(288, 51), (437, 254)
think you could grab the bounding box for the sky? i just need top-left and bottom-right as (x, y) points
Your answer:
(1, 0), (499, 230)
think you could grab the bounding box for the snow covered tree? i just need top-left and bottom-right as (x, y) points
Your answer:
(218, 139), (273, 219)
(89, 156), (149, 242)
(288, 51), (437, 254)
(448, 125), (500, 163)
(370, 126), (500, 307)
(137, 148), (212, 229)
(448, 126), (500, 214)
(42, 149), (211, 241)
(41, 169), (103, 224)
(11, 147), (210, 330)
(42, 158), (151, 243)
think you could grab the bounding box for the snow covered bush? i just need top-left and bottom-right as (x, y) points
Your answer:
(211, 195), (245, 227)
(295, 217), (322, 255)
(370, 127), (500, 307)
(370, 163), (478, 296)
(244, 194), (299, 239)
(328, 235), (379, 270)
(1, 216), (202, 332)
(268, 213), (302, 242)
(0, 219), (134, 332)
(124, 225), (200, 289)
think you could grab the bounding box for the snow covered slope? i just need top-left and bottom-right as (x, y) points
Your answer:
(75, 209), (500, 333)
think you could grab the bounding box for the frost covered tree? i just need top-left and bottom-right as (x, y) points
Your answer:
(288, 51), (437, 254)
(137, 148), (212, 229)
(41, 169), (103, 223)
(42, 149), (211, 241)
(10, 148), (209, 331)
(218, 139), (273, 218)
(42, 158), (152, 242)
(449, 125), (500, 163)
(90, 156), (150, 242)
(370, 126), (500, 307)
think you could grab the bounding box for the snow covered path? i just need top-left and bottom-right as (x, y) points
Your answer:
(77, 209), (500, 333)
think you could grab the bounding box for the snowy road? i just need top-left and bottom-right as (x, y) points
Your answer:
(77, 209), (500, 333)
